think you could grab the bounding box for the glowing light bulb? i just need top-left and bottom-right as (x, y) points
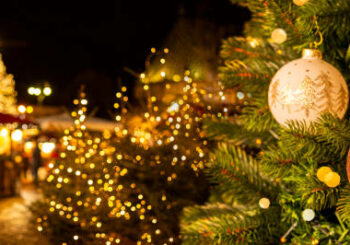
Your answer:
(302, 209), (315, 221)
(11, 129), (23, 142)
(43, 87), (52, 96)
(168, 103), (179, 112)
(0, 128), (9, 137)
(28, 87), (35, 95)
(41, 142), (56, 154)
(18, 105), (26, 114)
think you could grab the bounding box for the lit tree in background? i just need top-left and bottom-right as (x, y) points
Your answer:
(161, 70), (208, 172)
(110, 75), (211, 244)
(32, 44), (241, 244)
(33, 88), (160, 245)
(181, 0), (350, 244)
(108, 46), (243, 243)
(0, 54), (17, 115)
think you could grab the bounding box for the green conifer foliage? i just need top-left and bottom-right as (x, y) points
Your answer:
(181, 0), (350, 244)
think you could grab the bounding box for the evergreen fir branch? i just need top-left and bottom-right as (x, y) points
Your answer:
(239, 96), (278, 133)
(289, 161), (341, 211)
(337, 185), (350, 224)
(259, 144), (299, 181)
(296, 0), (350, 42)
(219, 37), (290, 92)
(230, 0), (302, 42)
(315, 114), (350, 158)
(278, 120), (343, 163)
(181, 203), (246, 224)
(218, 70), (269, 92)
(206, 144), (279, 205)
(203, 118), (273, 148)
(220, 37), (275, 61)
(181, 204), (281, 245)
(204, 118), (245, 142)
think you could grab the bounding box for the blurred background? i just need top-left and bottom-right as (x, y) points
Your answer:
(0, 0), (249, 117)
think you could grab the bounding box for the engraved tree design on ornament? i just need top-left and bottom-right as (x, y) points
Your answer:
(334, 84), (348, 115)
(300, 76), (317, 118)
(315, 72), (347, 116)
(315, 72), (335, 114)
(269, 79), (280, 108)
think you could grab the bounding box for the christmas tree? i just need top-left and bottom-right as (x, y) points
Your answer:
(180, 0), (350, 244)
(0, 54), (17, 115)
(33, 88), (160, 245)
(110, 71), (211, 244)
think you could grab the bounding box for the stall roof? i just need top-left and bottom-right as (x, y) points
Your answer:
(36, 113), (118, 132)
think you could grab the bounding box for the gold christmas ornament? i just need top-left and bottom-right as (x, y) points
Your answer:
(268, 49), (349, 127)
(316, 166), (332, 182)
(293, 0), (309, 6)
(258, 197), (270, 209)
(324, 171), (341, 188)
(271, 28), (287, 44)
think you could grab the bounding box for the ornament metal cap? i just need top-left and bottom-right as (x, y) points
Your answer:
(302, 49), (322, 59)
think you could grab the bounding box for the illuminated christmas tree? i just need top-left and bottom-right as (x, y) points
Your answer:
(33, 88), (159, 245)
(0, 54), (17, 115)
(110, 69), (211, 243)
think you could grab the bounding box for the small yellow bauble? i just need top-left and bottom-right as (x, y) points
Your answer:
(271, 28), (287, 44)
(311, 239), (319, 245)
(259, 197), (270, 209)
(324, 171), (341, 188)
(316, 166), (332, 182)
(293, 0), (308, 6)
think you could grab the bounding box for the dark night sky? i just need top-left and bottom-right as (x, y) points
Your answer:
(0, 0), (248, 117)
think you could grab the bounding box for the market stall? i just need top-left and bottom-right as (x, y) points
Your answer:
(0, 113), (38, 196)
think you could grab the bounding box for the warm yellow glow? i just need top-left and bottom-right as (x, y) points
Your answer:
(43, 87), (52, 96)
(167, 102), (179, 113)
(172, 74), (181, 82)
(18, 105), (26, 114)
(41, 142), (56, 154)
(11, 129), (23, 142)
(0, 128), (9, 137)
(26, 105), (34, 114)
(34, 88), (41, 96)
(24, 141), (35, 153)
(28, 87), (36, 95)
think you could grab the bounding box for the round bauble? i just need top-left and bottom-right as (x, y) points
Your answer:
(324, 171), (341, 188)
(271, 28), (287, 44)
(293, 0), (308, 6)
(268, 49), (349, 127)
(316, 166), (332, 182)
(302, 209), (315, 221)
(259, 197), (270, 209)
